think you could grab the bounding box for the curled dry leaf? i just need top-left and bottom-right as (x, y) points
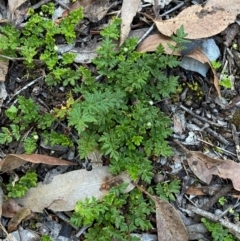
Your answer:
(176, 141), (240, 191)
(16, 166), (135, 212)
(137, 33), (181, 55)
(0, 154), (76, 172)
(7, 208), (31, 233)
(2, 199), (24, 218)
(154, 0), (240, 39)
(185, 48), (221, 98)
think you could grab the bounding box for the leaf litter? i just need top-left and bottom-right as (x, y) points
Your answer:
(16, 166), (135, 212)
(0, 154), (76, 172)
(1, 0), (240, 240)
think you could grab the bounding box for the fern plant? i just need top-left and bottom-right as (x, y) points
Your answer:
(0, 95), (73, 153)
(67, 18), (188, 182)
(70, 184), (154, 241)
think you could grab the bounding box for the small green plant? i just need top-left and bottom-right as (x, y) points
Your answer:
(218, 197), (227, 206)
(0, 95), (73, 153)
(66, 19), (188, 181)
(70, 184), (153, 241)
(41, 235), (53, 241)
(0, 3), (83, 83)
(23, 132), (39, 154)
(220, 75), (232, 89)
(211, 61), (222, 70)
(155, 179), (181, 202)
(201, 218), (237, 241)
(7, 171), (37, 198)
(210, 61), (232, 89)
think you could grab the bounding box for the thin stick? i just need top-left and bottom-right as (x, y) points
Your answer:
(191, 117), (230, 146)
(6, 76), (44, 105)
(180, 104), (224, 128)
(187, 204), (240, 239)
(0, 222), (13, 241)
(198, 138), (236, 157)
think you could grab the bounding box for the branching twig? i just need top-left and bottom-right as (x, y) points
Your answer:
(191, 117), (230, 146)
(187, 204), (240, 239)
(6, 76), (44, 105)
(180, 105), (223, 128)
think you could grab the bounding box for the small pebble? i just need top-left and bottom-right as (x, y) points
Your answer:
(153, 173), (164, 184)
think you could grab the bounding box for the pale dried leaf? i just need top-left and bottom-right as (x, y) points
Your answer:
(0, 60), (8, 82)
(2, 199), (24, 218)
(0, 154), (76, 172)
(185, 48), (221, 98)
(173, 114), (183, 134)
(87, 150), (103, 168)
(7, 208), (31, 233)
(154, 0), (239, 39)
(120, 0), (141, 45)
(16, 166), (134, 212)
(71, 44), (99, 64)
(8, 0), (27, 14)
(137, 33), (181, 55)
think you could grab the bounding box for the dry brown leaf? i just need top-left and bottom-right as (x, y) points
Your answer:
(222, 23), (240, 47)
(135, 184), (188, 241)
(7, 208), (31, 233)
(2, 199), (24, 218)
(137, 33), (181, 55)
(154, 0), (240, 39)
(120, 0), (141, 45)
(156, 199), (188, 241)
(62, 0), (111, 22)
(0, 154), (76, 172)
(16, 166), (134, 212)
(185, 48), (221, 98)
(62, 0), (96, 17)
(176, 141), (240, 191)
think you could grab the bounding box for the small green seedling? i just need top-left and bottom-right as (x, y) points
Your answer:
(218, 197), (227, 206)
(156, 179), (181, 202)
(211, 61), (222, 70)
(41, 235), (53, 241)
(7, 171), (37, 198)
(201, 218), (237, 241)
(220, 75), (232, 89)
